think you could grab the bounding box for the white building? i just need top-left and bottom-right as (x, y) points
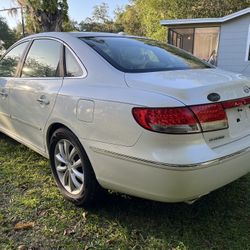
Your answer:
(161, 8), (250, 76)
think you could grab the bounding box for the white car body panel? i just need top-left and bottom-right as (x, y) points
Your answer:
(0, 32), (250, 203)
(0, 78), (10, 131)
(9, 77), (63, 149)
(125, 69), (250, 105)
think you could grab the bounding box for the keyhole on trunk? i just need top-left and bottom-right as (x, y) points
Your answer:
(237, 118), (241, 123)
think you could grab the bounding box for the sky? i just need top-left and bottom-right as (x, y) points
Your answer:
(0, 0), (130, 28)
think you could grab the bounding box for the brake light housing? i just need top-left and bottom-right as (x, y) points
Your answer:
(190, 104), (228, 132)
(132, 103), (229, 134)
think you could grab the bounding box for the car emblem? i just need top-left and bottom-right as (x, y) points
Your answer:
(243, 86), (250, 94)
(207, 93), (221, 102)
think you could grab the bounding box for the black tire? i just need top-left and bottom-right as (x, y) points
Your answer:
(49, 127), (103, 206)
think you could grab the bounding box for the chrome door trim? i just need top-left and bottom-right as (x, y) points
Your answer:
(0, 111), (10, 118)
(90, 146), (250, 171)
(0, 126), (48, 158)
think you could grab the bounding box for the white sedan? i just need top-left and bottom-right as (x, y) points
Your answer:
(0, 32), (249, 205)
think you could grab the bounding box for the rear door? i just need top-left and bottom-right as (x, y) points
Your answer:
(0, 41), (29, 132)
(9, 39), (63, 151)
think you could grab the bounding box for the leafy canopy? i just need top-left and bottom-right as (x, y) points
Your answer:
(0, 17), (16, 49)
(116, 0), (250, 41)
(15, 0), (69, 33)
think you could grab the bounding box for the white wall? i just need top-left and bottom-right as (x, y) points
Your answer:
(217, 14), (250, 76)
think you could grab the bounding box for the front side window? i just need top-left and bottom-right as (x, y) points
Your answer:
(21, 39), (61, 78)
(65, 47), (83, 77)
(0, 42), (28, 77)
(81, 37), (210, 73)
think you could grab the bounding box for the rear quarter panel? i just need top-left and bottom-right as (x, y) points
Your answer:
(46, 77), (184, 148)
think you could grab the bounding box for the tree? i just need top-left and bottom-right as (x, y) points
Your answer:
(115, 0), (250, 41)
(79, 2), (123, 33)
(0, 17), (16, 49)
(92, 2), (110, 23)
(63, 19), (79, 32)
(12, 22), (25, 40)
(190, 0), (250, 18)
(115, 4), (145, 36)
(115, 0), (175, 41)
(14, 0), (69, 33)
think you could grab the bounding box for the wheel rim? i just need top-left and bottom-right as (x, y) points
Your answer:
(54, 139), (84, 195)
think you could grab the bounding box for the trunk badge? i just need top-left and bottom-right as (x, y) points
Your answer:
(207, 93), (220, 102)
(243, 86), (250, 94)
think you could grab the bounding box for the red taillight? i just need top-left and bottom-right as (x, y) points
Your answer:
(191, 103), (228, 132)
(132, 107), (200, 134)
(222, 97), (250, 109)
(132, 103), (228, 134)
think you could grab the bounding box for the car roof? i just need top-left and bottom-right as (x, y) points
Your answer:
(22, 31), (137, 40)
(70, 32), (131, 37)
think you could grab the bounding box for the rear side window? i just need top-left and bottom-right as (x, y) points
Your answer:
(21, 39), (61, 78)
(0, 42), (28, 77)
(81, 37), (210, 73)
(65, 47), (83, 77)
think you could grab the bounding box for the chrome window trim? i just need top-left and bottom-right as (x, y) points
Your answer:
(245, 24), (250, 61)
(0, 40), (31, 61)
(20, 36), (87, 79)
(63, 45), (86, 79)
(18, 76), (64, 80)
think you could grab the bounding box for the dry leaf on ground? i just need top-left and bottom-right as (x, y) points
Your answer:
(14, 222), (34, 230)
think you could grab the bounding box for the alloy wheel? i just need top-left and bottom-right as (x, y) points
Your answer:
(54, 139), (84, 195)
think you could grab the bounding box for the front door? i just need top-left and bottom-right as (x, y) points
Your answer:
(0, 42), (29, 132)
(9, 39), (63, 151)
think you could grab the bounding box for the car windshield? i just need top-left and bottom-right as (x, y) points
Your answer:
(80, 36), (211, 73)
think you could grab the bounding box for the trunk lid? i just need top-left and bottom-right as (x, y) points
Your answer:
(125, 68), (250, 105)
(125, 68), (250, 148)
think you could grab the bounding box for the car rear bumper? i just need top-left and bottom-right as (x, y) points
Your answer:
(87, 145), (250, 203)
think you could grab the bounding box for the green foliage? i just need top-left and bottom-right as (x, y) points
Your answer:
(0, 17), (17, 49)
(16, 0), (69, 33)
(63, 19), (79, 32)
(115, 4), (145, 36)
(92, 2), (110, 23)
(79, 3), (123, 33)
(12, 22), (25, 40)
(115, 0), (250, 41)
(189, 0), (250, 18)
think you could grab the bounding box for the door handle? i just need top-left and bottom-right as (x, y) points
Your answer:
(0, 90), (8, 98)
(37, 96), (50, 105)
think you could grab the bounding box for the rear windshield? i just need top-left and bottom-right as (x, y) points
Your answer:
(80, 36), (211, 73)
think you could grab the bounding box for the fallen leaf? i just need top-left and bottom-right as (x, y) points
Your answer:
(17, 245), (27, 250)
(82, 212), (88, 222)
(63, 228), (76, 236)
(14, 222), (34, 230)
(81, 232), (87, 238)
(106, 238), (115, 245)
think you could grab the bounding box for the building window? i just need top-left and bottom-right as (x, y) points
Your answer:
(168, 27), (219, 65)
(168, 28), (195, 54)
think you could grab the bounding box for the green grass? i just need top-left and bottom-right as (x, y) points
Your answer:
(0, 133), (249, 250)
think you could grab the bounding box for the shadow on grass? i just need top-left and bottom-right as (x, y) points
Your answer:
(0, 132), (249, 249)
(89, 175), (249, 248)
